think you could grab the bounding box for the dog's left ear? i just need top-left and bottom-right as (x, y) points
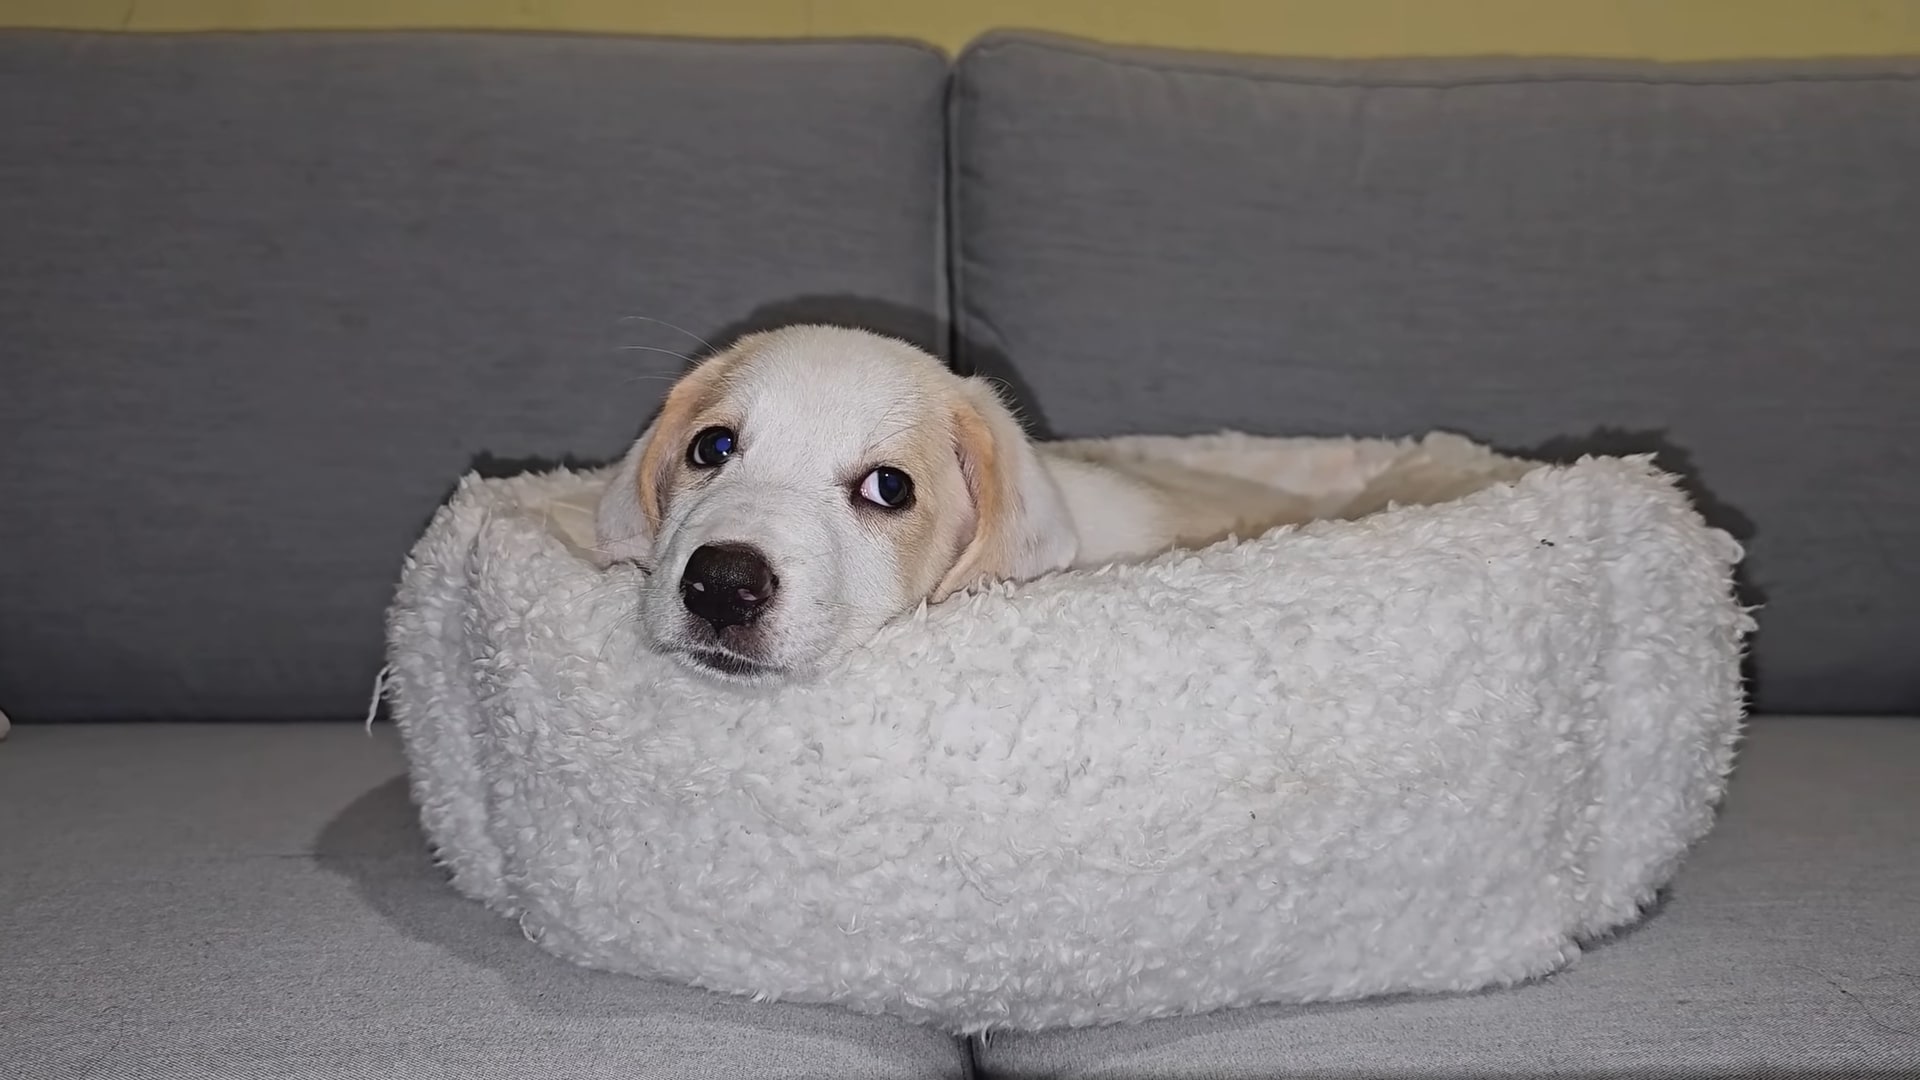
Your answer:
(932, 378), (1078, 600)
(592, 351), (738, 569)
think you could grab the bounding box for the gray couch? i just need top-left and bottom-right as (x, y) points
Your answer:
(3, 29), (1915, 1079)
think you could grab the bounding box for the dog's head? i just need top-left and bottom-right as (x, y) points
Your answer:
(594, 324), (1077, 682)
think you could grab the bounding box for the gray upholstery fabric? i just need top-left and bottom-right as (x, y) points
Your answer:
(951, 34), (1920, 715)
(974, 717), (1920, 1078)
(5, 721), (1912, 1078)
(0, 723), (971, 1079)
(0, 31), (947, 721)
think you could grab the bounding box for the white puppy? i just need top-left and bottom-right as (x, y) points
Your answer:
(595, 324), (1309, 682)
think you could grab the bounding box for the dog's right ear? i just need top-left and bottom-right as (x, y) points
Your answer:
(591, 427), (657, 568)
(592, 351), (737, 569)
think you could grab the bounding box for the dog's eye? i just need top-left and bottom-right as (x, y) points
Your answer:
(687, 426), (736, 468)
(857, 467), (914, 510)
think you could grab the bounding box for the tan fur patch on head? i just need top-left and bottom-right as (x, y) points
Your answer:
(876, 412), (976, 606)
(633, 352), (739, 530)
(931, 398), (1010, 601)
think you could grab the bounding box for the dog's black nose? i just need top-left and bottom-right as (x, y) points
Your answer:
(680, 543), (778, 630)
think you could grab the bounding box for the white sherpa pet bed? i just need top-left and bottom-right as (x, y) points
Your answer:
(384, 432), (1751, 1033)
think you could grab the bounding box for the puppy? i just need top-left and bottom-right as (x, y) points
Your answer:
(594, 324), (1310, 682)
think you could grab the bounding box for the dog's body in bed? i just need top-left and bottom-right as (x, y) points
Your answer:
(593, 324), (1318, 682)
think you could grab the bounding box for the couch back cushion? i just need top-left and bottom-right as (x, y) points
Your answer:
(952, 33), (1920, 714)
(0, 31), (947, 719)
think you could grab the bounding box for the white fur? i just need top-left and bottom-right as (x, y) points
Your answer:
(386, 431), (1752, 1032)
(592, 326), (1318, 683)
(594, 328), (1073, 681)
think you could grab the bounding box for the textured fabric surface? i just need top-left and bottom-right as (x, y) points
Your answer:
(973, 716), (1920, 1078)
(950, 34), (1920, 715)
(385, 436), (1748, 1031)
(0, 723), (972, 1079)
(0, 30), (947, 721)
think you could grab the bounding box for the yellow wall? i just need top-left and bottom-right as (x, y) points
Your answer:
(4, 1), (1918, 59)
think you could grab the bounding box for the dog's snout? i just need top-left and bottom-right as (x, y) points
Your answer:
(680, 543), (779, 630)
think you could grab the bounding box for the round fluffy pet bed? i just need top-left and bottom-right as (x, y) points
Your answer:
(384, 432), (1751, 1032)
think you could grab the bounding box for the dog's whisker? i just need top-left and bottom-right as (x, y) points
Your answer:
(616, 344), (698, 365)
(864, 412), (928, 454)
(618, 315), (718, 356)
(569, 577), (637, 603)
(584, 532), (656, 565)
(565, 596), (638, 625)
(590, 612), (643, 663)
